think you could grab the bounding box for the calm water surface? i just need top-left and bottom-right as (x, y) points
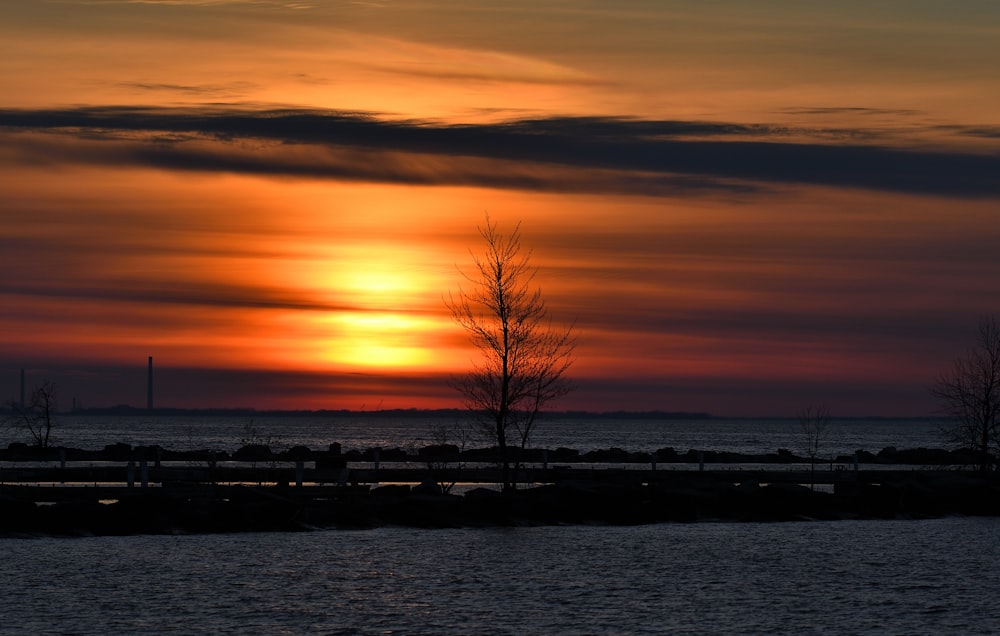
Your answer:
(3, 517), (999, 634)
(26, 414), (947, 457)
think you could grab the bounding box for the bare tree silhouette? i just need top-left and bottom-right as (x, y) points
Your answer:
(447, 217), (575, 492)
(799, 403), (830, 490)
(8, 380), (58, 448)
(931, 314), (1000, 472)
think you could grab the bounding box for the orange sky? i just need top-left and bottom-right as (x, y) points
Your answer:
(1, 1), (999, 415)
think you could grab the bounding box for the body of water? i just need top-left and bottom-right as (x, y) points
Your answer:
(3, 415), (996, 634)
(9, 413), (949, 458)
(2, 517), (998, 634)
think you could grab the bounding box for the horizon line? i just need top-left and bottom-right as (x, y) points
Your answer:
(21, 405), (948, 420)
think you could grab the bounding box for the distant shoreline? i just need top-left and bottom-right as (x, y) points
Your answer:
(3, 406), (946, 421)
(11, 406), (715, 419)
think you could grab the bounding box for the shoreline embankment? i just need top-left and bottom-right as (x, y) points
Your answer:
(2, 442), (997, 535)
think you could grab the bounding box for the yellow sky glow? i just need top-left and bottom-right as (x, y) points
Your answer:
(0, 1), (998, 414)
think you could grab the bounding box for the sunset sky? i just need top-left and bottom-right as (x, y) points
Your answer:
(2, 1), (999, 416)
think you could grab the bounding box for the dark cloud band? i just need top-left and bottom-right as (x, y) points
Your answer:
(1, 105), (998, 197)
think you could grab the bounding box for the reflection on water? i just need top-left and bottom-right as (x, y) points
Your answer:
(2, 517), (998, 634)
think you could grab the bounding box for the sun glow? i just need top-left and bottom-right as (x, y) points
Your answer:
(301, 242), (455, 370)
(320, 244), (438, 304)
(319, 312), (437, 369)
(341, 268), (419, 303)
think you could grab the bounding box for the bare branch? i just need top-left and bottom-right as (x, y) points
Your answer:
(446, 216), (576, 491)
(931, 314), (1000, 472)
(7, 380), (58, 449)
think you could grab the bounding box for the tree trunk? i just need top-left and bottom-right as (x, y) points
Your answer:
(497, 418), (512, 492)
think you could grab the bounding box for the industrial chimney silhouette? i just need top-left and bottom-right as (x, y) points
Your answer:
(147, 356), (153, 410)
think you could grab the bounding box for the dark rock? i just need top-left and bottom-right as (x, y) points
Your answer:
(460, 447), (500, 462)
(583, 447), (631, 462)
(511, 447), (545, 462)
(234, 444), (272, 461)
(654, 447), (678, 461)
(316, 454), (347, 471)
(418, 444), (460, 461)
(371, 484), (411, 497)
(103, 443), (132, 460)
(0, 496), (40, 533)
(284, 445), (313, 460)
(464, 487), (501, 499)
(412, 480), (443, 496)
(551, 447), (580, 461)
(362, 447), (408, 462)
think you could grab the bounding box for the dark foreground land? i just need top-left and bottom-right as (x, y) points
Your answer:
(2, 443), (999, 536)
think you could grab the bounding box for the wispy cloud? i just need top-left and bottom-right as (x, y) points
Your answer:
(2, 106), (997, 198)
(780, 106), (923, 118)
(115, 81), (258, 98)
(937, 125), (1000, 140)
(91, 1), (314, 7)
(0, 279), (365, 314)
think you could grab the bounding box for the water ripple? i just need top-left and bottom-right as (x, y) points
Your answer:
(3, 518), (1000, 634)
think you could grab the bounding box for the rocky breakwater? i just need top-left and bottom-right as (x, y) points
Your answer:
(3, 471), (1000, 536)
(1, 441), (998, 536)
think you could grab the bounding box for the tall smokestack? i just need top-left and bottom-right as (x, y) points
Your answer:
(147, 356), (153, 410)
(19, 368), (24, 408)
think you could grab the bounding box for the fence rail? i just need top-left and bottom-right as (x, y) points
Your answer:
(0, 458), (961, 502)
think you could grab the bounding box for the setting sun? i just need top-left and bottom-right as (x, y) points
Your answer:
(298, 243), (454, 369)
(319, 312), (438, 370)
